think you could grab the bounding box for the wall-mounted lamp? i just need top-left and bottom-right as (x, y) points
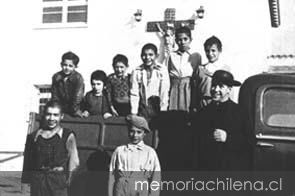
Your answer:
(196, 6), (205, 19)
(134, 9), (142, 22)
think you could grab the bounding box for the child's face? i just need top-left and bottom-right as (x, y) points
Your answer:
(141, 49), (157, 67)
(176, 33), (192, 52)
(205, 44), (221, 63)
(91, 79), (104, 95)
(128, 126), (146, 144)
(113, 62), (127, 77)
(61, 59), (76, 75)
(44, 106), (63, 130)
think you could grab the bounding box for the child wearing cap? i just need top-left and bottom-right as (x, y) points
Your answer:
(51, 51), (85, 117)
(108, 114), (161, 196)
(81, 70), (112, 119)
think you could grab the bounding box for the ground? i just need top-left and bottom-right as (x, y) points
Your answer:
(0, 155), (29, 196)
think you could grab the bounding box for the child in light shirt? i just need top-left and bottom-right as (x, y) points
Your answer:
(192, 36), (231, 111)
(166, 26), (202, 112)
(108, 115), (161, 196)
(130, 43), (170, 122)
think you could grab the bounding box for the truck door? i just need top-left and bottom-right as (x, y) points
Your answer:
(254, 84), (295, 170)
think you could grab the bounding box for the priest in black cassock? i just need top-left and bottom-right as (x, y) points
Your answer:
(192, 70), (255, 170)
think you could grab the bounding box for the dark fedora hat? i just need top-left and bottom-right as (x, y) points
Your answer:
(212, 70), (241, 87)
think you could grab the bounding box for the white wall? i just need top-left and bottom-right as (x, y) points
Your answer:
(0, 0), (273, 151)
(270, 0), (295, 55)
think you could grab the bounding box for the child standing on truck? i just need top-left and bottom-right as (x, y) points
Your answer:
(22, 100), (79, 196)
(81, 70), (112, 119)
(130, 43), (170, 122)
(106, 54), (131, 116)
(192, 36), (231, 111)
(166, 26), (202, 112)
(108, 114), (161, 196)
(51, 51), (85, 117)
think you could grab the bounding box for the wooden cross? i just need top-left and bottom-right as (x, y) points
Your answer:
(146, 8), (195, 32)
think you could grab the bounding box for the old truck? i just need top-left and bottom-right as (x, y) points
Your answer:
(23, 72), (295, 195)
(239, 72), (295, 171)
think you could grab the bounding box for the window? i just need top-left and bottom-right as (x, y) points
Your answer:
(38, 0), (87, 28)
(43, 6), (63, 23)
(263, 88), (295, 128)
(34, 84), (52, 113)
(67, 5), (87, 23)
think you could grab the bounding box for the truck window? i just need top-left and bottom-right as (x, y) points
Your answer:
(263, 88), (295, 128)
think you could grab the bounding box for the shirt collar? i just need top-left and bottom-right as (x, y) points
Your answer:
(127, 141), (145, 151)
(138, 64), (161, 71)
(176, 49), (191, 55)
(56, 128), (63, 138)
(34, 127), (63, 141)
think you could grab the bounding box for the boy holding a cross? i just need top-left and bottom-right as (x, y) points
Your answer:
(166, 26), (202, 112)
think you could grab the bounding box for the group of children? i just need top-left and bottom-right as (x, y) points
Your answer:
(51, 52), (131, 119)
(23, 25), (234, 196)
(22, 100), (159, 196)
(51, 26), (227, 125)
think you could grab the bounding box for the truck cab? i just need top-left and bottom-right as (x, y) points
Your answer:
(239, 73), (295, 170)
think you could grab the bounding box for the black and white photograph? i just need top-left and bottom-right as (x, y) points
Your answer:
(1, 0), (295, 195)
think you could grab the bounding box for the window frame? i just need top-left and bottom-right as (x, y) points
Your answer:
(35, 0), (88, 29)
(255, 84), (295, 137)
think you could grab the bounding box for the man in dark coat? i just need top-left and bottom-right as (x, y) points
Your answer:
(192, 70), (255, 170)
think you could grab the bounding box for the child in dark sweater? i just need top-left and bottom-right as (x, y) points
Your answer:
(82, 70), (112, 119)
(106, 54), (131, 116)
(51, 51), (85, 117)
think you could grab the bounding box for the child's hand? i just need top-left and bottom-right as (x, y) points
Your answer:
(82, 111), (89, 118)
(156, 23), (164, 34)
(73, 110), (83, 118)
(110, 106), (119, 117)
(52, 166), (64, 171)
(103, 113), (112, 119)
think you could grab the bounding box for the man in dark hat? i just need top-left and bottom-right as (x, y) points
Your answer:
(192, 70), (255, 170)
(108, 115), (161, 196)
